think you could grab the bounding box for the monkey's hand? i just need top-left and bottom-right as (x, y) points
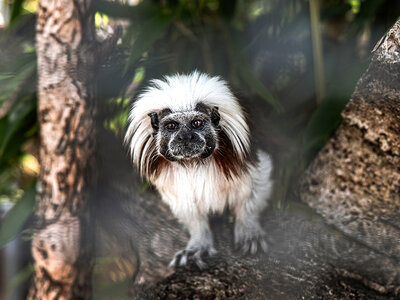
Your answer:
(234, 218), (268, 254)
(169, 230), (217, 269)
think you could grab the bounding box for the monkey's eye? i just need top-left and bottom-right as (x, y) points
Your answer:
(165, 122), (178, 131)
(191, 119), (204, 129)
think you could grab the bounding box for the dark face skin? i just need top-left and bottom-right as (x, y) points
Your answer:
(149, 104), (220, 162)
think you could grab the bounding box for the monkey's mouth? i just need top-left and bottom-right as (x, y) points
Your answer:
(172, 148), (203, 159)
(168, 143), (208, 160)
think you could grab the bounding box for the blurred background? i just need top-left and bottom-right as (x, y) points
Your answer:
(0, 0), (399, 299)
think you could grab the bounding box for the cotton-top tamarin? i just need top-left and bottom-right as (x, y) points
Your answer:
(125, 71), (273, 268)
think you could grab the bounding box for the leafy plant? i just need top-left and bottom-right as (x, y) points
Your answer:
(0, 1), (37, 251)
(0, 184), (35, 248)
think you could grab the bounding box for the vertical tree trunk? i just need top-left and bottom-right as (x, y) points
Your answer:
(28, 0), (97, 298)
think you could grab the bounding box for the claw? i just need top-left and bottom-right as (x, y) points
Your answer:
(250, 240), (258, 254)
(237, 236), (268, 255)
(179, 252), (188, 266)
(260, 238), (268, 252)
(193, 251), (207, 269)
(241, 241), (250, 253)
(169, 246), (216, 269)
(168, 249), (183, 267)
(208, 246), (218, 256)
(234, 220), (268, 255)
(168, 258), (176, 268)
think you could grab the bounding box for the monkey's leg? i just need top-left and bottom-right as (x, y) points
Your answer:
(169, 215), (217, 269)
(234, 150), (273, 254)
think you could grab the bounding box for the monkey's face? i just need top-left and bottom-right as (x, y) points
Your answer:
(149, 103), (220, 161)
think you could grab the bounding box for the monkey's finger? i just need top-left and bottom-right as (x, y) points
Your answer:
(169, 250), (184, 267)
(260, 239), (268, 252)
(241, 241), (251, 254)
(208, 247), (218, 257)
(250, 240), (258, 255)
(193, 251), (207, 269)
(168, 256), (178, 268)
(179, 253), (188, 266)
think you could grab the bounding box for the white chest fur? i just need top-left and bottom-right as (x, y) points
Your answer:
(151, 159), (253, 219)
(151, 150), (274, 223)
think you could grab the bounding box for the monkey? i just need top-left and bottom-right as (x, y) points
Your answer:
(125, 71), (273, 268)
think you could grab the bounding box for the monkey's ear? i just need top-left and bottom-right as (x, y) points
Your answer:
(211, 106), (220, 126)
(148, 112), (159, 131)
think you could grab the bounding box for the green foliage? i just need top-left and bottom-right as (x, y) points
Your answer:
(0, 97), (37, 169)
(0, 185), (35, 249)
(0, 3), (38, 269)
(9, 0), (25, 25)
(301, 59), (369, 164)
(6, 264), (34, 295)
(0, 42), (37, 205)
(97, 0), (157, 20)
(0, 51), (37, 201)
(93, 277), (131, 300)
(237, 59), (282, 111)
(103, 97), (131, 133)
(93, 256), (132, 300)
(0, 52), (36, 104)
(301, 97), (346, 164)
(123, 13), (174, 74)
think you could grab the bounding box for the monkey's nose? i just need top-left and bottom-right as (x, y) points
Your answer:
(177, 131), (194, 142)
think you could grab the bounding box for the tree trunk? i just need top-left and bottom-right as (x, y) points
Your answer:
(28, 1), (97, 298)
(96, 21), (400, 299)
(300, 19), (400, 284)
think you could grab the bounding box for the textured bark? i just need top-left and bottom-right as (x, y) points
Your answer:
(28, 1), (97, 299)
(95, 21), (400, 299)
(300, 19), (400, 291)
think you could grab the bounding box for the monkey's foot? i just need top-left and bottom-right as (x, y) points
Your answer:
(234, 220), (268, 254)
(169, 242), (217, 269)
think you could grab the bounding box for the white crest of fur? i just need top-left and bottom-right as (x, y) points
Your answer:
(125, 71), (250, 177)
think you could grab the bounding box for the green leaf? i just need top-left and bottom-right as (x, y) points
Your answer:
(0, 61), (36, 103)
(124, 13), (173, 74)
(0, 74), (14, 81)
(9, 0), (25, 25)
(0, 97), (37, 157)
(7, 263), (34, 294)
(301, 97), (346, 164)
(237, 61), (283, 112)
(93, 277), (131, 300)
(0, 52), (37, 104)
(219, 0), (237, 19)
(96, 0), (157, 20)
(0, 95), (37, 173)
(0, 52), (36, 74)
(0, 185), (36, 249)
